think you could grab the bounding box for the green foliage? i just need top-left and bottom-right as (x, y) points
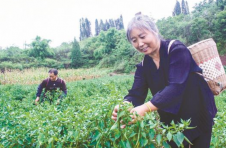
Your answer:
(71, 38), (82, 68)
(0, 73), (226, 147)
(214, 10), (226, 54)
(30, 36), (54, 59)
(210, 93), (226, 147)
(0, 61), (23, 71)
(2, 0), (226, 72)
(0, 75), (192, 147)
(80, 28), (142, 72)
(216, 0), (226, 10)
(190, 17), (211, 41)
(157, 0), (226, 56)
(54, 42), (72, 59)
(1, 74), (226, 147)
(4, 46), (22, 56)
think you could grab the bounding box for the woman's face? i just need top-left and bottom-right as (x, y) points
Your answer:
(130, 28), (160, 56)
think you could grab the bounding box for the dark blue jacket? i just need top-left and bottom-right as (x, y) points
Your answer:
(124, 40), (217, 142)
(36, 78), (67, 97)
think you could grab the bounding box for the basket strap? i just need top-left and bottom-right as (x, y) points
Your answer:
(168, 40), (176, 54)
(167, 40), (223, 91)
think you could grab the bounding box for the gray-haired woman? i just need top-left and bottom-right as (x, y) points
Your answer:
(112, 14), (217, 147)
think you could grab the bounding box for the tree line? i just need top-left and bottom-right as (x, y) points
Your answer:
(0, 0), (226, 72)
(173, 0), (190, 16)
(79, 15), (124, 41)
(157, 0), (226, 54)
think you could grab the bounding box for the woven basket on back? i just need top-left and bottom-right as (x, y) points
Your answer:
(187, 38), (226, 95)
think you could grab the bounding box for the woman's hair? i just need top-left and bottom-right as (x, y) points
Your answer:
(126, 14), (161, 43)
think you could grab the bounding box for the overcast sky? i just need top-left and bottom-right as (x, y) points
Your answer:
(0, 0), (203, 49)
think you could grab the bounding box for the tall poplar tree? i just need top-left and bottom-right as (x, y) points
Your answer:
(186, 1), (190, 14)
(79, 18), (92, 40)
(105, 20), (110, 30)
(79, 18), (85, 41)
(99, 19), (105, 31)
(71, 38), (82, 68)
(95, 19), (100, 36)
(173, 0), (182, 16)
(109, 19), (115, 28)
(181, 0), (187, 14)
(85, 18), (92, 37)
(120, 15), (124, 29)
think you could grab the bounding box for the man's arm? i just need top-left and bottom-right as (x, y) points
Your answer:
(61, 80), (67, 96)
(35, 80), (46, 104)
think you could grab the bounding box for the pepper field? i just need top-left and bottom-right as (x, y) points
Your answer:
(0, 68), (225, 148)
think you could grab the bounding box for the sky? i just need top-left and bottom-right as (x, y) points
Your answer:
(0, 0), (204, 49)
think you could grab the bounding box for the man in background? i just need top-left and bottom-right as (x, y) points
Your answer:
(35, 69), (67, 105)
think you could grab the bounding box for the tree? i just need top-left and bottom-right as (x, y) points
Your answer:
(181, 0), (187, 14)
(79, 18), (92, 41)
(79, 18), (85, 41)
(214, 10), (226, 54)
(186, 1), (190, 14)
(85, 18), (92, 37)
(190, 17), (210, 41)
(115, 18), (121, 30)
(216, 0), (226, 10)
(109, 19), (115, 28)
(95, 19), (100, 36)
(99, 19), (105, 31)
(30, 36), (53, 59)
(105, 20), (110, 30)
(119, 15), (124, 29)
(114, 15), (125, 30)
(173, 0), (182, 16)
(5, 46), (21, 57)
(71, 38), (82, 68)
(181, 0), (190, 15)
(209, 0), (214, 3)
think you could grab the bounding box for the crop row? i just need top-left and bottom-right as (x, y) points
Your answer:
(0, 75), (225, 147)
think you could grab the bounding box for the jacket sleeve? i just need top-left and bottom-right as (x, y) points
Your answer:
(36, 80), (46, 97)
(150, 41), (192, 114)
(124, 62), (148, 107)
(61, 80), (67, 96)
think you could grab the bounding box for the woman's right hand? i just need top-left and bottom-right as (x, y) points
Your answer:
(34, 97), (40, 105)
(112, 101), (131, 122)
(111, 105), (119, 121)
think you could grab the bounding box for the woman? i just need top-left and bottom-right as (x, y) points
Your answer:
(111, 14), (217, 147)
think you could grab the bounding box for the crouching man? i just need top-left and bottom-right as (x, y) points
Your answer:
(35, 69), (67, 105)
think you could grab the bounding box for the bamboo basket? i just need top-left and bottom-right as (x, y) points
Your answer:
(188, 38), (226, 95)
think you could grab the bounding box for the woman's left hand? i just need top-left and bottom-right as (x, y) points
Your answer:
(130, 104), (148, 116)
(129, 104), (149, 124)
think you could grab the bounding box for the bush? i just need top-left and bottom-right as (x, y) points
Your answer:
(98, 55), (117, 68)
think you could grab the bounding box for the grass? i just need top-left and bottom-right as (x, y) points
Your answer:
(0, 67), (113, 85)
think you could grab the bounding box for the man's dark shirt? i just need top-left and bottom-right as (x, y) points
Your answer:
(36, 78), (67, 97)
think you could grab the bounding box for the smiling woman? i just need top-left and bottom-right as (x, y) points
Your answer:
(126, 15), (162, 69)
(129, 28), (161, 69)
(112, 14), (217, 148)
